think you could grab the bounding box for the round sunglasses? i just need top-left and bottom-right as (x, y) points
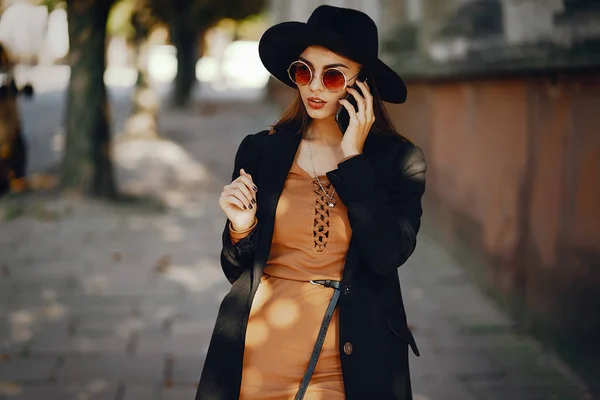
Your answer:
(287, 60), (360, 92)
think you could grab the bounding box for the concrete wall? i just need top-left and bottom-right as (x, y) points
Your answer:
(267, 69), (600, 394)
(386, 73), (600, 389)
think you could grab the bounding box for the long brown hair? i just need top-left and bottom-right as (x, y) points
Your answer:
(270, 72), (409, 142)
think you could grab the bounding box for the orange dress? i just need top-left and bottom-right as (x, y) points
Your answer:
(233, 162), (351, 400)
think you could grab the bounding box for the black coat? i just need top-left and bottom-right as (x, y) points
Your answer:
(195, 123), (427, 400)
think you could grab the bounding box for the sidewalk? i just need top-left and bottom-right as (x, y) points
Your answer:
(403, 234), (592, 400)
(0, 98), (592, 400)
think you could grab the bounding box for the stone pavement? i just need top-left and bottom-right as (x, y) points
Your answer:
(0, 98), (593, 400)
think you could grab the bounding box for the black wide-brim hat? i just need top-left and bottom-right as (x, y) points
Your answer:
(259, 5), (407, 104)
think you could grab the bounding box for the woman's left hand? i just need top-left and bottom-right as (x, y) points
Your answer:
(339, 79), (375, 158)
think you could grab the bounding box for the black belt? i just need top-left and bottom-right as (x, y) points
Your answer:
(294, 279), (341, 400)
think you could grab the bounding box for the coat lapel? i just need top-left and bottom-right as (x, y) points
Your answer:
(255, 126), (303, 270)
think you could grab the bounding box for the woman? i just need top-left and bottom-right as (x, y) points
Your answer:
(195, 5), (426, 400)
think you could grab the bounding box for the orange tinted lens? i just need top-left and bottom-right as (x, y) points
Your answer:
(323, 69), (346, 91)
(290, 62), (311, 85)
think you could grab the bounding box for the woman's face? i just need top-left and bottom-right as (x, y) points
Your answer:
(296, 46), (361, 120)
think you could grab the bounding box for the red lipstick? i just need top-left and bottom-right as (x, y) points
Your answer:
(307, 97), (326, 110)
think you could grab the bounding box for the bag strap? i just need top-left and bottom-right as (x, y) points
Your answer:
(295, 280), (341, 400)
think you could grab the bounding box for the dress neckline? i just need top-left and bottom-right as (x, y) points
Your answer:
(292, 161), (329, 181)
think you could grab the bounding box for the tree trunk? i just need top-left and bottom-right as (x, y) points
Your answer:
(170, 22), (198, 108)
(121, 2), (159, 138)
(61, 0), (117, 198)
(122, 36), (159, 139)
(133, 39), (152, 114)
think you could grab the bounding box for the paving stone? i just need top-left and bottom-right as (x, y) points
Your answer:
(463, 378), (592, 400)
(30, 333), (129, 355)
(446, 305), (514, 331)
(0, 318), (9, 340)
(121, 384), (161, 400)
(170, 320), (215, 337)
(0, 99), (593, 400)
(69, 304), (135, 318)
(0, 282), (16, 302)
(161, 386), (198, 400)
(134, 333), (210, 357)
(410, 344), (443, 379)
(413, 345), (504, 378)
(420, 328), (526, 351)
(412, 375), (478, 400)
(76, 314), (155, 337)
(12, 261), (78, 282)
(475, 356), (593, 399)
(0, 382), (118, 400)
(152, 295), (223, 322)
(169, 357), (205, 385)
(68, 294), (141, 308)
(80, 269), (178, 298)
(0, 356), (58, 382)
(17, 284), (64, 303)
(1, 304), (71, 342)
(58, 355), (164, 383)
(121, 384), (197, 400)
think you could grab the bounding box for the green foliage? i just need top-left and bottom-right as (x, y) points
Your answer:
(104, 0), (267, 43)
(382, 23), (419, 54)
(107, 0), (136, 37)
(30, 0), (63, 12)
(147, 0), (267, 33)
(235, 13), (268, 41)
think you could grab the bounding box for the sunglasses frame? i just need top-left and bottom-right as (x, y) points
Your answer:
(287, 60), (360, 93)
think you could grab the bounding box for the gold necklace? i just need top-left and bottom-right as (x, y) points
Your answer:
(306, 133), (337, 208)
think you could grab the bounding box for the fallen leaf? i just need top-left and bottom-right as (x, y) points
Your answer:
(9, 177), (28, 193)
(29, 173), (58, 191)
(0, 382), (21, 396)
(155, 255), (172, 273)
(111, 251), (122, 263)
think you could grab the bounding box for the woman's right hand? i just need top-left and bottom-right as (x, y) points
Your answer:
(219, 168), (258, 231)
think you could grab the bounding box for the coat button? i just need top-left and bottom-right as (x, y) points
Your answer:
(343, 341), (353, 355)
(343, 285), (350, 295)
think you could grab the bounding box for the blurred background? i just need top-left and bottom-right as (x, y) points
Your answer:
(0, 0), (598, 399)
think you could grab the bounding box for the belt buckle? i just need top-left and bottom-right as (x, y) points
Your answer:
(309, 280), (322, 286)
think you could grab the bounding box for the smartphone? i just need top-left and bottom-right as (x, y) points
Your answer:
(335, 74), (368, 134)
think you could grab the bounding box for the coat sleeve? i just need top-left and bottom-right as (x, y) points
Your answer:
(220, 134), (261, 284)
(327, 144), (426, 276)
